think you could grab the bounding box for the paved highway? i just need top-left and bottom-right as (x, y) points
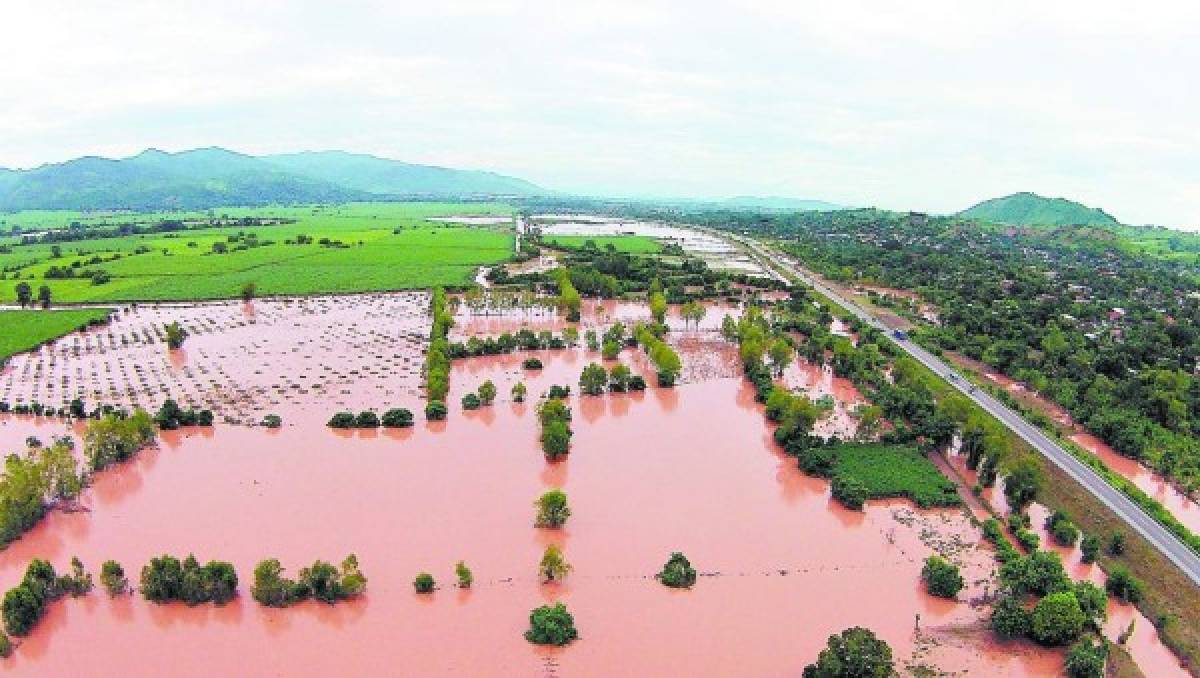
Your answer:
(731, 233), (1200, 587)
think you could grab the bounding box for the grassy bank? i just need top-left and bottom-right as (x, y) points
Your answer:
(828, 444), (962, 508)
(0, 309), (112, 362)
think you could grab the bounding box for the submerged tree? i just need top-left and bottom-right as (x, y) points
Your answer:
(579, 363), (608, 396)
(921, 556), (964, 599)
(455, 561), (474, 589)
(534, 489), (571, 528)
(538, 545), (572, 583)
(413, 572), (436, 594)
(524, 602), (578, 646)
(164, 321), (187, 349)
(802, 626), (893, 678)
(478, 380), (498, 406)
(100, 560), (129, 596)
(657, 552), (697, 588)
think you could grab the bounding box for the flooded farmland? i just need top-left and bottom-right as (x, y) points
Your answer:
(0, 295), (1118, 676)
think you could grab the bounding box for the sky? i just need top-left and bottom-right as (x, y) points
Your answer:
(1, 1), (1198, 227)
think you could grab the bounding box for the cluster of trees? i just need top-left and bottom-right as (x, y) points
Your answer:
(2, 558), (92, 637)
(251, 555), (366, 607)
(424, 288), (453, 419)
(0, 438), (88, 544)
(13, 282), (52, 308)
(555, 269), (582, 322)
(447, 327), (571, 358)
(140, 554), (238, 605)
(154, 399), (213, 429)
(633, 324), (681, 386)
(578, 362), (646, 396)
(328, 408), (414, 429)
(461, 381), (497, 410)
(537, 398), (573, 461)
(990, 549), (1109, 647)
(83, 409), (156, 472)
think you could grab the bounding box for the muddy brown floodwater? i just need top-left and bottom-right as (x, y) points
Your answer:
(0, 298), (1075, 675)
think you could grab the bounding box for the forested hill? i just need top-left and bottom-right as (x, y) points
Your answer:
(0, 147), (544, 210)
(958, 192), (1120, 227)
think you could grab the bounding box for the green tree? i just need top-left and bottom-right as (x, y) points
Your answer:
(534, 489), (571, 528)
(657, 552), (697, 588)
(511, 382), (528, 402)
(831, 474), (868, 511)
(921, 556), (964, 599)
(1065, 638), (1107, 678)
(413, 572), (435, 594)
(100, 560), (128, 596)
(802, 626), (893, 678)
(164, 321), (187, 349)
(37, 285), (51, 309)
(455, 561), (473, 589)
(1072, 581), (1107, 628)
(601, 338), (620, 360)
(14, 282), (32, 307)
(1080, 534), (1101, 564)
(525, 602), (578, 646)
(461, 392), (481, 410)
(240, 281), (257, 301)
(1105, 567), (1144, 603)
(649, 288), (667, 325)
(579, 363), (608, 396)
(990, 595), (1032, 638)
(252, 559), (291, 607)
(1030, 591), (1086, 646)
(768, 337), (793, 377)
(538, 544), (572, 582)
(381, 408), (414, 428)
(608, 364), (632, 392)
(478, 380), (497, 405)
(1003, 458), (1042, 512)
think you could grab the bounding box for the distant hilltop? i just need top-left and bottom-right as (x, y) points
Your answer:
(958, 191), (1120, 227)
(0, 147), (545, 210)
(721, 195), (848, 211)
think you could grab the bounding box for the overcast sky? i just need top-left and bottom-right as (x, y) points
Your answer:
(2, 1), (1198, 226)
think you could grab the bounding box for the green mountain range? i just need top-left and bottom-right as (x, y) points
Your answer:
(0, 147), (544, 210)
(958, 191), (1119, 227)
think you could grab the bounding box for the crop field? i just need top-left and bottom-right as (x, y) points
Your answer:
(541, 234), (662, 254)
(830, 443), (963, 508)
(0, 203), (515, 302)
(0, 309), (112, 362)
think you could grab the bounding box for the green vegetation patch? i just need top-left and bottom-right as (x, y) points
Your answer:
(542, 234), (661, 254)
(828, 443), (962, 508)
(0, 309), (112, 362)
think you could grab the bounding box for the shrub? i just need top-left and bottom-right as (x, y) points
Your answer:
(354, 410), (380, 428)
(628, 375), (647, 391)
(601, 339), (620, 360)
(1016, 529), (1040, 552)
(140, 554), (238, 605)
(990, 595), (1031, 639)
(831, 473), (868, 510)
(525, 602), (578, 646)
(1030, 591), (1086, 646)
(1045, 510), (1080, 547)
(522, 357), (544, 370)
(253, 555), (366, 607)
(455, 561), (473, 589)
(579, 363), (608, 396)
(100, 560), (129, 596)
(328, 412), (355, 428)
(921, 556), (964, 599)
(802, 626), (893, 678)
(1105, 567), (1144, 604)
(1065, 638), (1108, 678)
(1080, 534), (1101, 564)
(261, 414), (283, 428)
(381, 408), (414, 428)
(541, 421), (571, 460)
(1000, 551), (1070, 597)
(413, 572), (435, 594)
(1107, 532), (1126, 556)
(534, 489), (571, 528)
(424, 401), (448, 421)
(547, 384), (571, 399)
(511, 382), (527, 402)
(461, 393), (481, 410)
(657, 552), (697, 588)
(2, 559), (65, 636)
(477, 380), (497, 405)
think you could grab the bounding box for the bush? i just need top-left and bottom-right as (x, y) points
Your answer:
(1030, 591), (1086, 646)
(381, 408), (414, 428)
(327, 412), (355, 428)
(538, 545), (572, 582)
(455, 561), (473, 589)
(478, 380), (497, 405)
(1000, 551), (1070, 597)
(921, 556), (964, 599)
(252, 555), (366, 607)
(534, 489), (571, 528)
(511, 382), (527, 402)
(100, 560), (128, 596)
(547, 384), (571, 399)
(425, 401), (448, 421)
(1105, 567), (1145, 604)
(991, 595), (1031, 639)
(522, 357), (544, 370)
(831, 473), (868, 510)
(1107, 532), (1126, 556)
(628, 375), (647, 391)
(1080, 535), (1101, 564)
(461, 393), (481, 410)
(657, 552), (697, 588)
(1046, 510), (1080, 547)
(579, 363), (608, 396)
(1016, 529), (1040, 552)
(0, 631), (9, 658)
(354, 410), (380, 428)
(802, 626), (893, 678)
(525, 602), (578, 646)
(541, 421), (571, 460)
(413, 572), (435, 594)
(140, 554), (238, 605)
(1065, 638), (1107, 678)
(261, 414), (282, 428)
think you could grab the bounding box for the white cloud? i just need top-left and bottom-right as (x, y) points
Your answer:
(0, 0), (1197, 226)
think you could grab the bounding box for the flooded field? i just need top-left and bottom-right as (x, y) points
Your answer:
(0, 293), (431, 424)
(0, 296), (1121, 676)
